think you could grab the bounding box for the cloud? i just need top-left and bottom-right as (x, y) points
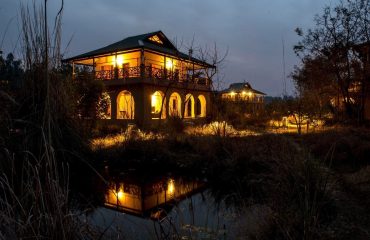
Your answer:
(0, 0), (339, 96)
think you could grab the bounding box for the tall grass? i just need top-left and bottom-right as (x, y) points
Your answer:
(0, 1), (99, 238)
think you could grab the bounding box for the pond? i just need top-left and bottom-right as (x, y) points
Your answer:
(81, 169), (235, 239)
(81, 167), (269, 239)
(104, 175), (205, 218)
(90, 191), (232, 239)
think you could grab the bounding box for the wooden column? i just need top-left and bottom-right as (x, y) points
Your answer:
(164, 55), (167, 79)
(192, 62), (195, 82)
(140, 48), (145, 78)
(110, 91), (117, 120)
(92, 57), (95, 79)
(114, 52), (118, 80)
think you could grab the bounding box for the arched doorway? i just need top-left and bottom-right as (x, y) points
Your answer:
(117, 90), (135, 119)
(196, 95), (206, 117)
(184, 94), (195, 118)
(151, 90), (166, 119)
(169, 92), (182, 117)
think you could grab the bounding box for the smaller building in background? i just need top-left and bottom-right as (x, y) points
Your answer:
(220, 82), (266, 113)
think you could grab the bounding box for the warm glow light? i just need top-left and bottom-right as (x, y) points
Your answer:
(230, 91), (236, 96)
(151, 94), (158, 107)
(167, 179), (175, 194)
(166, 59), (173, 69)
(148, 35), (163, 44)
(117, 190), (124, 199)
(242, 91), (247, 95)
(151, 91), (165, 117)
(248, 91), (252, 97)
(116, 55), (124, 66)
(117, 91), (135, 119)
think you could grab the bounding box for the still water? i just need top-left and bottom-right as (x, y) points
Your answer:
(104, 176), (204, 218)
(85, 171), (268, 239)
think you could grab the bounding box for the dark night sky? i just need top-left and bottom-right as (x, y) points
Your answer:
(0, 0), (339, 96)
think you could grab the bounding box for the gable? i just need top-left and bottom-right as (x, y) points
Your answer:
(144, 31), (177, 51)
(148, 35), (163, 44)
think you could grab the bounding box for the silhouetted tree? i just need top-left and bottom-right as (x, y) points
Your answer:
(0, 53), (23, 89)
(291, 56), (336, 119)
(294, 0), (370, 122)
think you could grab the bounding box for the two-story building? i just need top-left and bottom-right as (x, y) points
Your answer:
(64, 31), (214, 127)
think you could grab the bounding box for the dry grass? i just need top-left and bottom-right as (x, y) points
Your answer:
(185, 121), (261, 137)
(90, 127), (164, 150)
(90, 121), (261, 151)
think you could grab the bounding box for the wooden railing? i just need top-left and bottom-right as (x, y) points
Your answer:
(94, 66), (210, 86)
(222, 96), (264, 103)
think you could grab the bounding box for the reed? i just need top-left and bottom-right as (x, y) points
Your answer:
(0, 1), (100, 238)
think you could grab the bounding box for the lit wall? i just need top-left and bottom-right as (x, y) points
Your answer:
(94, 51), (141, 71)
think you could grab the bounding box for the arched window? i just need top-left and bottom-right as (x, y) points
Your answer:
(184, 94), (195, 118)
(98, 92), (111, 119)
(196, 95), (206, 117)
(151, 91), (166, 119)
(117, 90), (135, 119)
(169, 92), (182, 117)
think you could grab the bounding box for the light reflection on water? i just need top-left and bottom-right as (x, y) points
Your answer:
(91, 191), (233, 239)
(104, 177), (204, 217)
(87, 173), (270, 239)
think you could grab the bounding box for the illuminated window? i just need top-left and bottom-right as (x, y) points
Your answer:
(116, 55), (124, 66)
(117, 90), (135, 119)
(148, 35), (163, 44)
(165, 59), (173, 70)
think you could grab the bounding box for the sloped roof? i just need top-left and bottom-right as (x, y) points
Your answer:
(221, 82), (266, 95)
(63, 30), (214, 68)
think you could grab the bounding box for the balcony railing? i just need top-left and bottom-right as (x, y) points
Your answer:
(222, 95), (264, 103)
(94, 66), (210, 86)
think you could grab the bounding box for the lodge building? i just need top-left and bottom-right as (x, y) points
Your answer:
(220, 82), (266, 113)
(64, 31), (214, 127)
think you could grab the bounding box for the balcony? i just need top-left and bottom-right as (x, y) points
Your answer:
(94, 66), (211, 89)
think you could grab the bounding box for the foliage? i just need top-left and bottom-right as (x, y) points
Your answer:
(291, 56), (336, 119)
(71, 66), (106, 120)
(265, 97), (290, 122)
(294, 0), (370, 122)
(0, 53), (23, 89)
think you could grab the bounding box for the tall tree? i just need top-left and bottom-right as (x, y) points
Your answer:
(294, 0), (370, 122)
(291, 56), (337, 119)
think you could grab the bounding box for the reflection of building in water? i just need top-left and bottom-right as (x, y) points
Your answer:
(105, 178), (203, 216)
